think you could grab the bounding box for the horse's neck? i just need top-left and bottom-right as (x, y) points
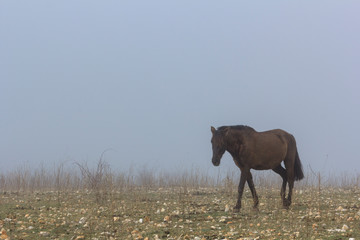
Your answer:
(225, 132), (244, 157)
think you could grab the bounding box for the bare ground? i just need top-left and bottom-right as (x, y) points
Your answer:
(1, 186), (360, 240)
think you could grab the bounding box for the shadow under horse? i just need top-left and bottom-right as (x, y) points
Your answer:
(211, 125), (304, 212)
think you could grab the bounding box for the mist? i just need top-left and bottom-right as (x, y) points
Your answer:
(1, 1), (359, 175)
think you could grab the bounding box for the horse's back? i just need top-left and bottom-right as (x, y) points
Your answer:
(259, 129), (295, 143)
(258, 128), (298, 159)
(243, 129), (290, 169)
(255, 128), (290, 142)
(260, 128), (290, 136)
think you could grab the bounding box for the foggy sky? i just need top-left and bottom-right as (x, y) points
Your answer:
(1, 1), (359, 174)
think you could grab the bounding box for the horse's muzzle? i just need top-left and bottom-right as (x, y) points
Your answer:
(212, 157), (220, 166)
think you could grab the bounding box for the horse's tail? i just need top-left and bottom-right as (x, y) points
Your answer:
(294, 149), (304, 181)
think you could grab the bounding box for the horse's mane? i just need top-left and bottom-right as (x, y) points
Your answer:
(217, 125), (255, 132)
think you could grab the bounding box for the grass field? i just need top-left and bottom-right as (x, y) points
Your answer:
(0, 163), (359, 240)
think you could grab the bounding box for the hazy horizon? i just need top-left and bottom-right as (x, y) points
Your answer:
(1, 1), (359, 175)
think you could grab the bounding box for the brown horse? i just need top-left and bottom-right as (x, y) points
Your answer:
(211, 125), (304, 212)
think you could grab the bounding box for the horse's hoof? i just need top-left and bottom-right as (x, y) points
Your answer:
(282, 200), (291, 209)
(282, 205), (290, 210)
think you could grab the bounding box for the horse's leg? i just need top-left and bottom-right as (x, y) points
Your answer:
(286, 168), (295, 206)
(284, 160), (295, 207)
(272, 165), (287, 207)
(234, 168), (249, 212)
(287, 178), (294, 206)
(247, 172), (259, 209)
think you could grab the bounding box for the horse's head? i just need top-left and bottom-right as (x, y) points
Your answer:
(210, 126), (227, 166)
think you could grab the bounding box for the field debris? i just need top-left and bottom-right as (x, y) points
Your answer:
(0, 187), (359, 239)
(0, 229), (9, 240)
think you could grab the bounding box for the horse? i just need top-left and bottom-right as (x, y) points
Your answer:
(210, 125), (304, 212)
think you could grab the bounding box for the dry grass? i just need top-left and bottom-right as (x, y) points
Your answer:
(0, 161), (359, 239)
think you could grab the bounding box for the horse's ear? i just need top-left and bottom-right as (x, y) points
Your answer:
(211, 126), (216, 134)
